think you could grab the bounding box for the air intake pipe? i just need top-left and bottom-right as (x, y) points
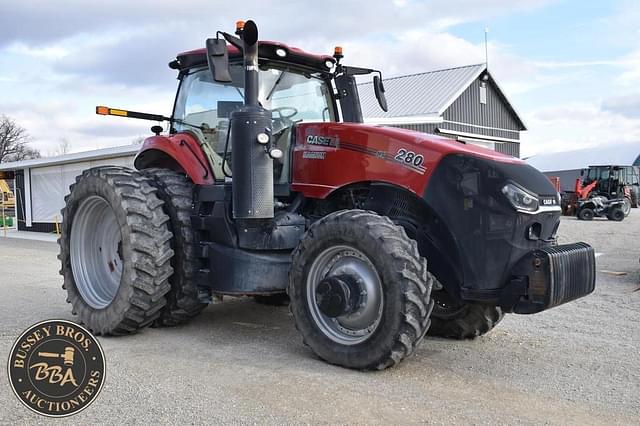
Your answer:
(230, 20), (274, 219)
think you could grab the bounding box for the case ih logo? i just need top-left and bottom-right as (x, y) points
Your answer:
(306, 135), (337, 147)
(541, 197), (558, 206)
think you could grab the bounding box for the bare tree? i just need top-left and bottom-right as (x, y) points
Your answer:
(131, 136), (146, 145)
(56, 137), (71, 156)
(0, 115), (41, 163)
(47, 137), (71, 157)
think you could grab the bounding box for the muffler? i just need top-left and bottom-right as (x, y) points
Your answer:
(230, 20), (274, 219)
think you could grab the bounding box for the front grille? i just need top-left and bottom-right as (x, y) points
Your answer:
(540, 242), (596, 308)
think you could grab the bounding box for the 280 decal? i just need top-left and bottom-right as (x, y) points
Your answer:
(394, 149), (427, 173)
(394, 149), (424, 166)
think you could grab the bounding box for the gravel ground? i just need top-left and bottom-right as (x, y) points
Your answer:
(0, 213), (638, 424)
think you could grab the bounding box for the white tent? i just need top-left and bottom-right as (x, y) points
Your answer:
(0, 145), (138, 230)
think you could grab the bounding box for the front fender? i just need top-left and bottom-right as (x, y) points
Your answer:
(134, 132), (214, 185)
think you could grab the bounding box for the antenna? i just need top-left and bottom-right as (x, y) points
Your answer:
(484, 27), (489, 68)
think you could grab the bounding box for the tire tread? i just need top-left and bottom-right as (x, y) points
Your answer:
(59, 166), (173, 335)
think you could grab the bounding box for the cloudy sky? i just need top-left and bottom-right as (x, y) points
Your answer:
(1, 0), (638, 157)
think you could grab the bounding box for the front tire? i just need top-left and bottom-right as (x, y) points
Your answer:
(289, 210), (434, 370)
(142, 168), (208, 326)
(607, 207), (625, 222)
(428, 287), (504, 339)
(577, 207), (594, 221)
(58, 167), (174, 335)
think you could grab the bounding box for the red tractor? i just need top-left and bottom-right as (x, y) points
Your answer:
(59, 20), (596, 370)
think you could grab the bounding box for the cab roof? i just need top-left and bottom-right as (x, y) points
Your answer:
(172, 41), (336, 74)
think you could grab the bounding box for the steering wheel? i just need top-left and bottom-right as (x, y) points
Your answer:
(271, 107), (298, 120)
(271, 106), (299, 137)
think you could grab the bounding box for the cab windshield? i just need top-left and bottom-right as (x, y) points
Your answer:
(173, 64), (335, 180)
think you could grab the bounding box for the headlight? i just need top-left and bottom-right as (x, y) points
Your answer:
(501, 182), (539, 213)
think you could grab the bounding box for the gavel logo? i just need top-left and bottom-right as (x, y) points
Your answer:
(8, 319), (106, 417)
(38, 347), (75, 366)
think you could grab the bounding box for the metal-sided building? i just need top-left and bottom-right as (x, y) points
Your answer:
(358, 64), (526, 157)
(0, 145), (138, 233)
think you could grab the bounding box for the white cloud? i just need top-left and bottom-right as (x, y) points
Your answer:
(5, 43), (69, 60)
(2, 0), (639, 159)
(520, 102), (640, 157)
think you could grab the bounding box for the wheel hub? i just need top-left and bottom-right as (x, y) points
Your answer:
(306, 245), (383, 345)
(316, 275), (361, 318)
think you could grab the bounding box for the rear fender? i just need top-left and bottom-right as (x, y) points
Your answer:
(134, 133), (215, 185)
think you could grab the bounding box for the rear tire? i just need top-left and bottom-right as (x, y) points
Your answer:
(607, 207), (625, 222)
(58, 166), (174, 335)
(577, 207), (594, 221)
(289, 210), (434, 370)
(631, 190), (639, 208)
(622, 197), (631, 216)
(428, 287), (504, 339)
(142, 168), (208, 326)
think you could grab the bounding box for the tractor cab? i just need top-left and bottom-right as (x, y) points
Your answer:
(170, 48), (338, 183)
(168, 33), (386, 185)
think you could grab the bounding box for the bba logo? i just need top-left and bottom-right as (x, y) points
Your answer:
(7, 319), (106, 417)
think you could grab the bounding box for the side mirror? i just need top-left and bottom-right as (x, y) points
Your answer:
(205, 38), (232, 83)
(373, 75), (388, 112)
(580, 169), (584, 176)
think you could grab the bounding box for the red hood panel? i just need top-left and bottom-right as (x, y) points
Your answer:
(291, 122), (522, 199)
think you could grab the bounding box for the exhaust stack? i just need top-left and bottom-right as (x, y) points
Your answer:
(230, 20), (274, 219)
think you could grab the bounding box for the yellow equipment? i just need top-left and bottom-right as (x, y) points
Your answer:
(0, 179), (15, 209)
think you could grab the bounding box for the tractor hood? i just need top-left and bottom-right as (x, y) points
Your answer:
(291, 122), (531, 198)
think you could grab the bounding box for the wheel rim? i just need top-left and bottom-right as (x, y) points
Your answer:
(70, 196), (123, 309)
(623, 199), (631, 215)
(306, 245), (383, 345)
(581, 209), (593, 220)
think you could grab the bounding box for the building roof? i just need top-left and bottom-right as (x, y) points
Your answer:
(360, 63), (485, 120)
(358, 63), (526, 129)
(0, 145), (139, 171)
(525, 143), (640, 172)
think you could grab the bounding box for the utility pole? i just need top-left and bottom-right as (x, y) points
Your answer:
(484, 27), (489, 68)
